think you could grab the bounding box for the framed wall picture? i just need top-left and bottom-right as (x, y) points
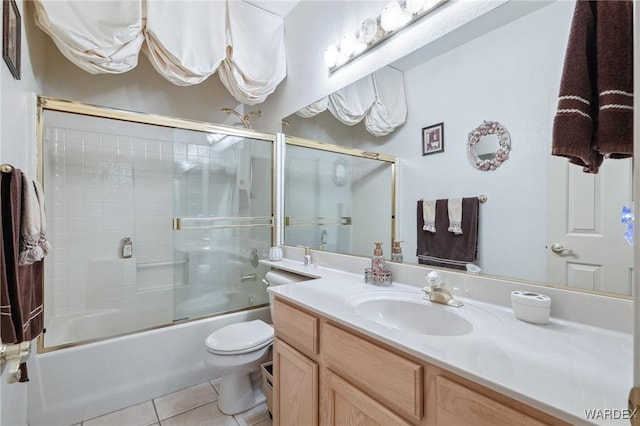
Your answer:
(422, 122), (444, 156)
(3, 0), (20, 80)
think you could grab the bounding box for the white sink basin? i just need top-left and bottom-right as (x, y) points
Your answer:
(345, 290), (501, 337)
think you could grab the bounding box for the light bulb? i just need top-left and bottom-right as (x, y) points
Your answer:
(357, 18), (378, 44)
(381, 1), (402, 32)
(354, 40), (367, 54)
(336, 50), (350, 67)
(340, 33), (358, 57)
(324, 44), (339, 68)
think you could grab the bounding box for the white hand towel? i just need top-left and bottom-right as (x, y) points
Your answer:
(422, 199), (436, 232)
(19, 175), (51, 265)
(33, 179), (51, 257)
(447, 198), (463, 234)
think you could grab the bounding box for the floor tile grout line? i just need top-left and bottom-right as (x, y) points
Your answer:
(154, 385), (219, 423)
(151, 398), (161, 425)
(73, 379), (270, 426)
(160, 401), (228, 424)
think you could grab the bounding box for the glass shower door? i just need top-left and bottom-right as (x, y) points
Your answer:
(172, 131), (273, 321)
(284, 142), (395, 257)
(39, 97), (275, 351)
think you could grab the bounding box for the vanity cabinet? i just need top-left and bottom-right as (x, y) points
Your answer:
(322, 322), (423, 422)
(273, 338), (318, 426)
(272, 297), (568, 426)
(429, 374), (546, 426)
(321, 369), (410, 426)
(272, 298), (320, 426)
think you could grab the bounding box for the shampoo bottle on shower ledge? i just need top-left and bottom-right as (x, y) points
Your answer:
(371, 242), (386, 273)
(121, 237), (133, 258)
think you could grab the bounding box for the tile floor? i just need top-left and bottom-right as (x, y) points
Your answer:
(73, 380), (271, 426)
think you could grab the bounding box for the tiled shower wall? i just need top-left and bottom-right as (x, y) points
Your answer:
(44, 124), (177, 326)
(42, 112), (274, 342)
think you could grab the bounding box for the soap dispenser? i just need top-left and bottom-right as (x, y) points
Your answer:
(391, 240), (403, 263)
(371, 242), (386, 273)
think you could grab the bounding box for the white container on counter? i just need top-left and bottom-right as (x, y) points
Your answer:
(510, 291), (551, 325)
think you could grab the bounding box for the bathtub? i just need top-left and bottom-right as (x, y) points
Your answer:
(44, 306), (171, 348)
(44, 289), (268, 349)
(27, 306), (271, 426)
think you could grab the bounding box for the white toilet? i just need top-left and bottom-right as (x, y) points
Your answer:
(204, 269), (310, 415)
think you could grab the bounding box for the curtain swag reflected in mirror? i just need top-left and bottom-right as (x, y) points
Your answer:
(283, 1), (633, 297)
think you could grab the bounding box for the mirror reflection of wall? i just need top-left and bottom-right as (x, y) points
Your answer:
(475, 137), (498, 160)
(284, 140), (395, 256)
(283, 1), (633, 296)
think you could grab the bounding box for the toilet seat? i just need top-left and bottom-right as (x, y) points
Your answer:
(206, 319), (274, 355)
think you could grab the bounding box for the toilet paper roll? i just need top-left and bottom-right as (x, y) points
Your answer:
(265, 270), (311, 285)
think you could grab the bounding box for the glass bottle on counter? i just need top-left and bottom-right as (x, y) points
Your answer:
(391, 240), (403, 263)
(371, 242), (386, 272)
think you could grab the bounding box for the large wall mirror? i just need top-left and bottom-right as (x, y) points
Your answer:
(283, 136), (397, 255)
(282, 1), (633, 297)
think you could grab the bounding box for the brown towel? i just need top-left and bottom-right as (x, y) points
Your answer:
(0, 168), (45, 382)
(551, 0), (633, 174)
(416, 198), (479, 270)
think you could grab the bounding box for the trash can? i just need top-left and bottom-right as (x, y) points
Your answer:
(261, 361), (273, 417)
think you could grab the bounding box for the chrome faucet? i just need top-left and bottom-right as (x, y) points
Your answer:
(422, 271), (463, 308)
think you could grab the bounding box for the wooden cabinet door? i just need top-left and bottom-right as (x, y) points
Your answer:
(273, 298), (319, 356)
(273, 338), (318, 426)
(434, 376), (547, 426)
(321, 369), (410, 426)
(322, 322), (423, 422)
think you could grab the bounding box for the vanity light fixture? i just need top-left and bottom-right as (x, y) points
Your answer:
(324, 0), (448, 71)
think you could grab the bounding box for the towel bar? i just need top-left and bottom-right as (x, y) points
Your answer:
(172, 216), (273, 231)
(285, 216), (352, 227)
(0, 341), (30, 383)
(419, 195), (488, 203)
(136, 259), (188, 269)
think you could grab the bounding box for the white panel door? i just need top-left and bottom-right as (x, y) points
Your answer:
(547, 156), (633, 294)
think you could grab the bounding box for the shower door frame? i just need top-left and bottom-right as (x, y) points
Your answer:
(282, 135), (398, 255)
(36, 96), (278, 353)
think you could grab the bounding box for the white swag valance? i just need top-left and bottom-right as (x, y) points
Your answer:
(296, 67), (407, 136)
(33, 0), (286, 105)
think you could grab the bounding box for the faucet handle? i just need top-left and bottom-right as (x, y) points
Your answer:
(425, 270), (442, 288)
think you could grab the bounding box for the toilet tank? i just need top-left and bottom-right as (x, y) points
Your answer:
(265, 270), (314, 320)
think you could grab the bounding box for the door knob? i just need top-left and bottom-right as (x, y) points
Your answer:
(550, 243), (573, 254)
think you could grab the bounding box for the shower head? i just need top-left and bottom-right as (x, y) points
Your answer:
(221, 107), (262, 129)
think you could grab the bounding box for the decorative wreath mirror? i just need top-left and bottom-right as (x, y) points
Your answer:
(467, 120), (511, 171)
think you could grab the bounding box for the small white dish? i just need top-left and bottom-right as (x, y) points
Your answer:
(511, 291), (551, 325)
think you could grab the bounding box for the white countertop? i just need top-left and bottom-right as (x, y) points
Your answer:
(263, 258), (633, 426)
